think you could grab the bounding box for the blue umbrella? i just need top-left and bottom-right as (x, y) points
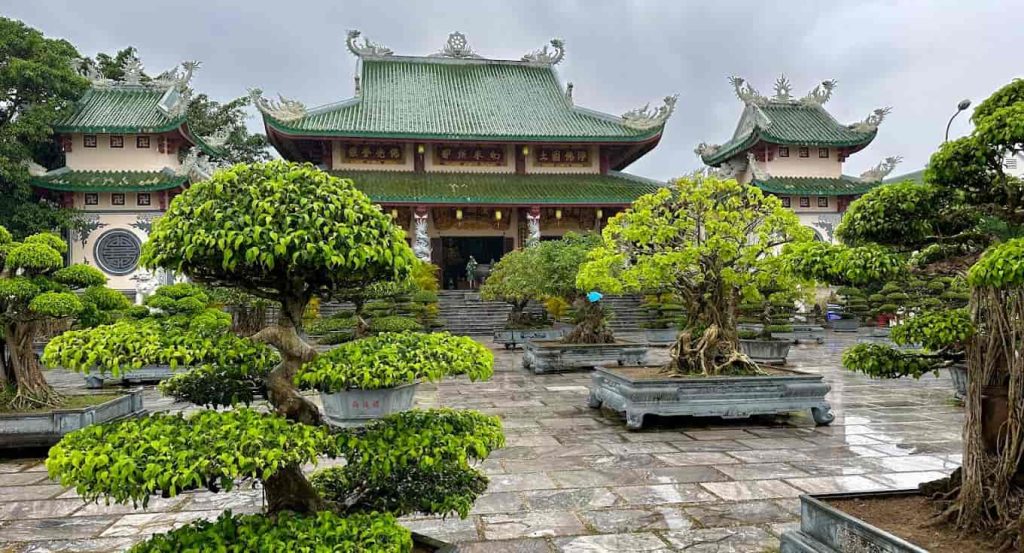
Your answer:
(586, 291), (603, 303)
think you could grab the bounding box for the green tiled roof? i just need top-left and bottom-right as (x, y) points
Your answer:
(30, 169), (187, 192)
(703, 102), (876, 165)
(329, 170), (664, 204)
(883, 168), (925, 184)
(54, 85), (185, 134)
(265, 58), (663, 142)
(752, 175), (879, 196)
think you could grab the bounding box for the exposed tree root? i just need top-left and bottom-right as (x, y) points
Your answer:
(665, 324), (764, 376)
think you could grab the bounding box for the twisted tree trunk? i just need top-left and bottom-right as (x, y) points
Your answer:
(2, 322), (61, 410)
(250, 293), (327, 514)
(666, 284), (757, 376)
(564, 299), (615, 344)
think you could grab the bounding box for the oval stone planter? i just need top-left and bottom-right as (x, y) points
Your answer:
(84, 364), (177, 389)
(831, 318), (860, 332)
(588, 365), (833, 430)
(493, 328), (565, 350)
(0, 389), (145, 449)
(320, 382), (419, 427)
(643, 328), (679, 347)
(739, 338), (791, 365)
(780, 490), (927, 553)
(949, 364), (967, 402)
(522, 340), (647, 375)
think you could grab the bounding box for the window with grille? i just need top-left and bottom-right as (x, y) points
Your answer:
(110, 136), (124, 148)
(84, 193), (98, 206)
(799, 147), (809, 158)
(93, 230), (141, 275)
(781, 197), (791, 208)
(779, 147), (789, 158)
(818, 148), (829, 158)
(799, 197), (810, 208)
(84, 135), (97, 148)
(1006, 157), (1018, 170)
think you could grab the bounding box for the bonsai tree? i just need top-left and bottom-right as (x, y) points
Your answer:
(578, 174), (811, 375)
(43, 283), (278, 405)
(0, 227), (127, 409)
(785, 79), (1024, 549)
(535, 233), (609, 343)
(480, 246), (543, 329)
(738, 274), (807, 340)
(640, 292), (686, 331)
(46, 161), (504, 550)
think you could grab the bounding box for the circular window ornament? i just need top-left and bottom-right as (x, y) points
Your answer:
(93, 229), (142, 276)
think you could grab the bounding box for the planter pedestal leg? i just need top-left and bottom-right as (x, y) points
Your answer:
(587, 391), (602, 409)
(625, 410), (645, 430)
(811, 405), (835, 426)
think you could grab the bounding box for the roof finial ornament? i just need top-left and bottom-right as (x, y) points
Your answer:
(177, 147), (220, 182)
(522, 38), (565, 65)
(729, 76), (767, 107)
(74, 59), (113, 88)
(849, 107), (892, 132)
(747, 152), (771, 181)
(345, 29), (393, 58)
(859, 156), (903, 182)
(565, 82), (574, 105)
(248, 88), (307, 122)
(694, 142), (721, 158)
(201, 127), (230, 150)
(432, 31), (482, 59)
(621, 95), (678, 130)
(121, 57), (144, 86)
(772, 75), (793, 101)
(800, 79), (837, 106)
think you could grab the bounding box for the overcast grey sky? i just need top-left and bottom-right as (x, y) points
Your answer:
(4, 0), (1022, 180)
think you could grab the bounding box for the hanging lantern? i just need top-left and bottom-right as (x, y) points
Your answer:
(596, 208), (603, 219)
(494, 209), (502, 221)
(555, 208), (563, 220)
(521, 145), (530, 156)
(390, 208), (399, 219)
(455, 208), (463, 220)
(417, 144), (425, 154)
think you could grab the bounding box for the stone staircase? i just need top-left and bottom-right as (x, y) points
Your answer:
(437, 291), (650, 335)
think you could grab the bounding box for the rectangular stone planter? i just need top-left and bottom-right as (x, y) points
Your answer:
(774, 325), (826, 344)
(588, 366), (834, 430)
(739, 338), (791, 365)
(493, 328), (565, 350)
(831, 318), (860, 332)
(84, 364), (177, 389)
(522, 340), (647, 375)
(780, 490), (927, 553)
(0, 389), (145, 449)
(949, 364), (967, 402)
(643, 328), (680, 347)
(320, 382), (419, 427)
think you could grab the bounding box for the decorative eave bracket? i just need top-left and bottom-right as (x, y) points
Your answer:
(346, 29), (393, 58)
(522, 38), (565, 65)
(621, 95), (678, 131)
(849, 107), (892, 133)
(248, 88), (307, 122)
(746, 152), (771, 181)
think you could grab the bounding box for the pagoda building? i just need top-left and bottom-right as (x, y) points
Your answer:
(29, 58), (222, 296)
(697, 76), (899, 242)
(251, 30), (675, 287)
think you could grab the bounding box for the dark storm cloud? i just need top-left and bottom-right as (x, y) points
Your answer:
(3, 0), (1021, 180)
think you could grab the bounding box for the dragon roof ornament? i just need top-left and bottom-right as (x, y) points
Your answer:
(858, 156), (902, 182)
(694, 142), (721, 159)
(345, 30), (393, 58)
(177, 147), (220, 182)
(849, 107), (892, 133)
(746, 152), (771, 181)
(75, 57), (199, 92)
(621, 95), (678, 131)
(431, 32), (482, 59)
(729, 75), (840, 107)
(522, 38), (565, 65)
(248, 88), (307, 122)
(200, 127), (230, 150)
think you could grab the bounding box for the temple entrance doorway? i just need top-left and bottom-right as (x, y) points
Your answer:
(440, 236), (508, 290)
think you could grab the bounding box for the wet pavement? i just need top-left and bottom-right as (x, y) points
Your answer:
(0, 331), (962, 552)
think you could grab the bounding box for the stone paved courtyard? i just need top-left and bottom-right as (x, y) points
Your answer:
(0, 331), (962, 552)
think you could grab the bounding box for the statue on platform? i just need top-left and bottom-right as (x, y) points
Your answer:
(412, 213), (431, 262)
(466, 256), (479, 289)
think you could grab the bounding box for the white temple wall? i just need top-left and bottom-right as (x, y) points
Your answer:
(765, 152), (842, 178)
(65, 133), (180, 171)
(69, 211), (158, 292)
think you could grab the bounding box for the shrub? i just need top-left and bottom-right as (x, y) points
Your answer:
(6, 242), (63, 272)
(368, 315), (422, 334)
(128, 510), (411, 553)
(159, 363), (269, 408)
(52, 265), (106, 288)
(28, 291), (82, 318)
(295, 332), (493, 392)
(305, 315), (356, 336)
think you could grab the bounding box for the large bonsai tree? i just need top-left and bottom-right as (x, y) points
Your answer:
(787, 80), (1024, 550)
(578, 174), (811, 374)
(0, 227), (127, 409)
(480, 246), (544, 328)
(46, 161), (504, 550)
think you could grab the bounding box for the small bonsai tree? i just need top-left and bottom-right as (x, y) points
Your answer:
(0, 227), (128, 409)
(738, 274), (806, 340)
(535, 233), (609, 343)
(46, 161), (504, 550)
(785, 80), (1024, 549)
(480, 246), (544, 329)
(640, 292), (686, 330)
(578, 174), (811, 375)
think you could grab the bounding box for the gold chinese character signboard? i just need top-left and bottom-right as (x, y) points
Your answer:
(535, 147), (592, 167)
(342, 143), (405, 164)
(434, 144), (506, 167)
